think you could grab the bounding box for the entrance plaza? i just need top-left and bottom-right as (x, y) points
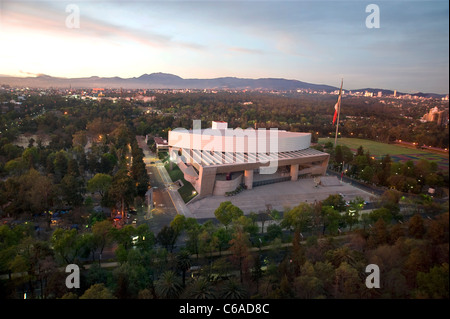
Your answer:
(187, 176), (376, 219)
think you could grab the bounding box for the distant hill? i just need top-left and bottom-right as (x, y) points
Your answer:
(0, 72), (337, 92)
(0, 72), (446, 97)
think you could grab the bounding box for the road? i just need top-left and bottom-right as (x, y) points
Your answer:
(135, 136), (194, 233)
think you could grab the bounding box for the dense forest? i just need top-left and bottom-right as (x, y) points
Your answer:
(0, 204), (448, 299)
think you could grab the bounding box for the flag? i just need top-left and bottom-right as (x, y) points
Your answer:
(333, 80), (343, 125)
(332, 94), (341, 125)
(332, 101), (339, 125)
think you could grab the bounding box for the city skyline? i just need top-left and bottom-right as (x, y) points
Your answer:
(0, 0), (448, 94)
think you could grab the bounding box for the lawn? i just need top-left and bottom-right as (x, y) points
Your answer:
(164, 162), (197, 203)
(319, 137), (432, 156)
(318, 137), (449, 171)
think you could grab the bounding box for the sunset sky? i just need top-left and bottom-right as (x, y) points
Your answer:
(0, 0), (448, 93)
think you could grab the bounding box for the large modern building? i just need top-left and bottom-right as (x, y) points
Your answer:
(168, 121), (330, 197)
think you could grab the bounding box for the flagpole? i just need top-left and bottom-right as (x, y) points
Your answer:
(334, 78), (343, 148)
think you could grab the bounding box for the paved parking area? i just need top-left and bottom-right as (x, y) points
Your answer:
(187, 176), (377, 219)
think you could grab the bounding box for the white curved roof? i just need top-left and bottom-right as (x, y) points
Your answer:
(168, 128), (311, 153)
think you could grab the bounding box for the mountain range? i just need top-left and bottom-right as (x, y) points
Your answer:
(0, 73), (446, 98)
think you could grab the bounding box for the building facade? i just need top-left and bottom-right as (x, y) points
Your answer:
(168, 121), (330, 197)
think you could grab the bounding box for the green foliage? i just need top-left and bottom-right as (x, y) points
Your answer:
(214, 201), (244, 228)
(281, 202), (312, 232)
(80, 283), (116, 299)
(416, 263), (449, 299)
(322, 194), (346, 212)
(87, 173), (112, 199)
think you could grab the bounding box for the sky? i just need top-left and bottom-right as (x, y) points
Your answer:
(0, 0), (448, 93)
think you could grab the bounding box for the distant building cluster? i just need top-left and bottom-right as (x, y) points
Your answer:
(420, 106), (449, 126)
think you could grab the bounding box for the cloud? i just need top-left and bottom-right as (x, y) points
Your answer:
(228, 47), (265, 55)
(1, 1), (205, 51)
(19, 70), (43, 77)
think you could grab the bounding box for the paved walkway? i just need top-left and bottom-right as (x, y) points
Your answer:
(136, 136), (194, 218)
(188, 176), (377, 219)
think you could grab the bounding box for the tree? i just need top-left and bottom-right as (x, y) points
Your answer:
(219, 279), (248, 299)
(228, 226), (251, 284)
(59, 174), (84, 207)
(214, 201), (243, 229)
(176, 250), (192, 287)
(53, 150), (68, 182)
(321, 205), (341, 235)
(91, 220), (114, 261)
(408, 214), (425, 239)
(232, 215), (259, 237)
(290, 229), (306, 276)
(416, 263), (449, 299)
(367, 218), (389, 249)
(368, 207), (392, 224)
(51, 228), (84, 264)
(80, 283), (116, 299)
(87, 173), (112, 202)
(170, 214), (187, 235)
(322, 194), (346, 212)
(251, 254), (264, 294)
(25, 169), (54, 215)
(156, 225), (178, 252)
(111, 225), (136, 251)
(333, 261), (361, 298)
(294, 261), (323, 299)
(360, 166), (375, 183)
(327, 246), (357, 268)
(265, 224), (283, 241)
(107, 169), (136, 214)
(257, 210), (270, 234)
(403, 247), (432, 287)
(334, 145), (344, 169)
(213, 227), (232, 254)
(184, 278), (216, 299)
(343, 206), (360, 232)
(281, 202), (312, 233)
(134, 224), (155, 251)
(22, 147), (39, 169)
(155, 270), (184, 299)
(184, 218), (203, 258)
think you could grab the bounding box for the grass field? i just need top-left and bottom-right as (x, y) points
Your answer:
(318, 137), (449, 171)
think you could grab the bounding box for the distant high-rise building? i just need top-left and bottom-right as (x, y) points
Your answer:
(421, 107), (449, 126)
(377, 91), (382, 97)
(394, 90), (397, 97)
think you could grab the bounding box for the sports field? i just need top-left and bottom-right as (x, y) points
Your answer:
(318, 137), (449, 171)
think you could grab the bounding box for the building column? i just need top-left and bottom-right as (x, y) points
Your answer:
(290, 164), (299, 181)
(244, 169), (254, 190)
(319, 156), (330, 175)
(197, 167), (217, 197)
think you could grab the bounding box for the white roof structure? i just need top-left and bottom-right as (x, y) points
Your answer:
(178, 147), (326, 168)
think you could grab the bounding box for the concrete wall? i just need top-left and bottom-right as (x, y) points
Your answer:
(213, 174), (243, 196)
(197, 166), (217, 197)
